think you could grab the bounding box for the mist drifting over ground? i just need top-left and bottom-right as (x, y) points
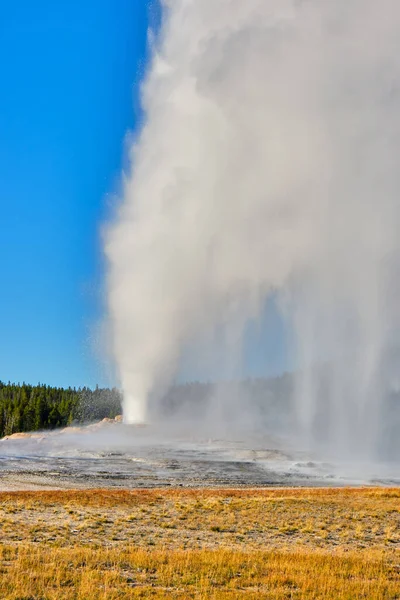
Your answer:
(105, 1), (400, 462)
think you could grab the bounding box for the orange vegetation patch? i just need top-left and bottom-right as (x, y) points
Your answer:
(0, 485), (398, 506)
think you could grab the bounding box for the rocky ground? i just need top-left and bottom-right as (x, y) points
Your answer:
(2, 419), (398, 491)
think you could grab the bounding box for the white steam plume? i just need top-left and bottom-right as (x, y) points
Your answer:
(105, 0), (400, 459)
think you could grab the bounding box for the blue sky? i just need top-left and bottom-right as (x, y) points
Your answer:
(0, 1), (153, 388)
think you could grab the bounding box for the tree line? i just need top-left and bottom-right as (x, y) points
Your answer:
(0, 382), (122, 438)
(0, 374), (295, 439)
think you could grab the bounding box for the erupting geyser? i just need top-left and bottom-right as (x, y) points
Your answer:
(105, 0), (400, 462)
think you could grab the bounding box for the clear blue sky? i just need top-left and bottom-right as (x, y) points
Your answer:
(0, 1), (153, 389)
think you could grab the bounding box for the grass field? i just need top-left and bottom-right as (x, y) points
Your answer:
(0, 488), (399, 598)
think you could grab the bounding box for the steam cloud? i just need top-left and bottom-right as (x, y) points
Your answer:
(105, 0), (400, 460)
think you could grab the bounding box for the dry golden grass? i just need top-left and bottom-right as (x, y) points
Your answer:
(0, 488), (399, 598)
(0, 545), (399, 599)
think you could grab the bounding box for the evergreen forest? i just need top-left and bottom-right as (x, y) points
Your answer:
(0, 382), (122, 437)
(0, 375), (295, 438)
